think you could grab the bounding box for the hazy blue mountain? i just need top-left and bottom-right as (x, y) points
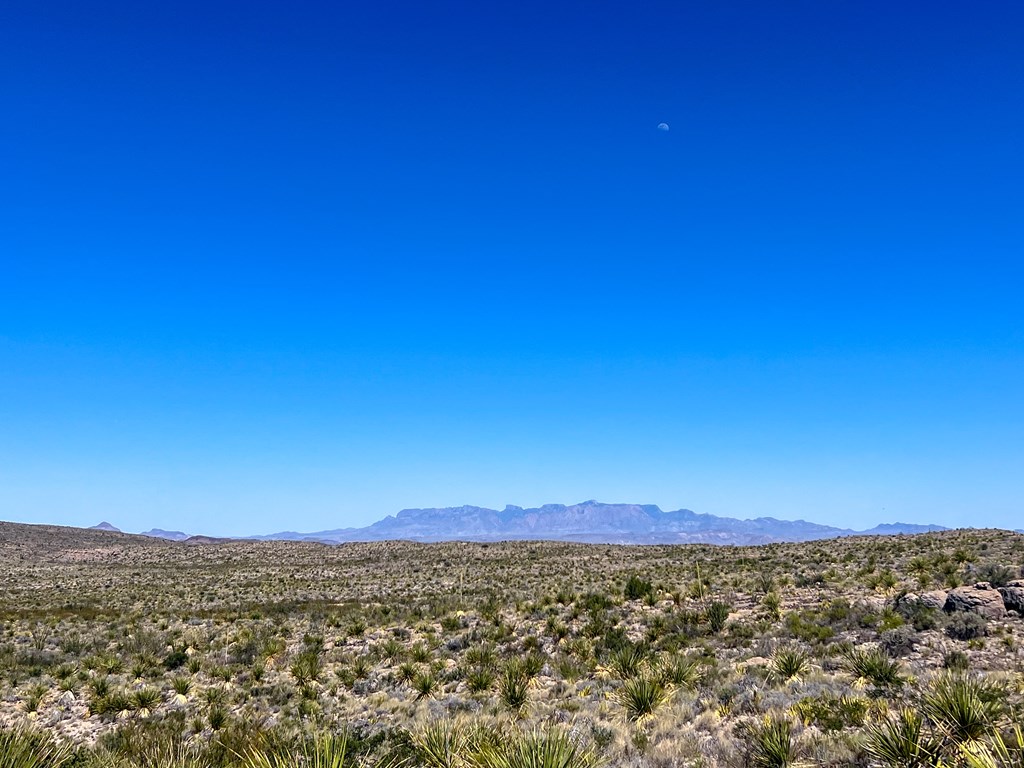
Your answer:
(140, 528), (190, 541)
(89, 521), (121, 532)
(250, 501), (949, 546)
(858, 522), (948, 535)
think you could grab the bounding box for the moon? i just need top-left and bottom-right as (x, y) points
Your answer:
(657, 122), (670, 131)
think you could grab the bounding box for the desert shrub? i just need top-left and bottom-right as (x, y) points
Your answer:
(943, 650), (970, 672)
(973, 563), (1015, 588)
(946, 612), (988, 641)
(897, 602), (942, 631)
(791, 693), (870, 731)
(623, 574), (654, 602)
(162, 648), (188, 670)
(784, 612), (834, 644)
(879, 626), (917, 657)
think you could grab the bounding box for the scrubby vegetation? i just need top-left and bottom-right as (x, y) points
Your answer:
(1, 521), (1024, 766)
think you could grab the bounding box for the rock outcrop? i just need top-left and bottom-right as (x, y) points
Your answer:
(896, 590), (948, 612)
(998, 580), (1024, 614)
(944, 582), (1007, 620)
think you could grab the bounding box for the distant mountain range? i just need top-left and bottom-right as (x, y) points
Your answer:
(236, 500), (947, 546)
(88, 501), (952, 546)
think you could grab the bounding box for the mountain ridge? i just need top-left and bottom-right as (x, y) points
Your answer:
(245, 500), (948, 546)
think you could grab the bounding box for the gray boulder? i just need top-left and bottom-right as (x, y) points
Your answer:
(998, 580), (1024, 614)
(944, 582), (1006, 620)
(895, 590), (948, 612)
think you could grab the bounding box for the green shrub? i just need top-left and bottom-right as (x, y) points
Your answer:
(946, 613), (988, 641)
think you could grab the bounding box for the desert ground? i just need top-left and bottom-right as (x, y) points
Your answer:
(2, 521), (1023, 767)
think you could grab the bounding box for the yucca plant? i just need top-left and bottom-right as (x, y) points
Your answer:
(410, 720), (475, 768)
(474, 727), (600, 768)
(239, 732), (351, 768)
(614, 675), (670, 722)
(466, 668), (495, 693)
(922, 674), (1006, 745)
(413, 671), (437, 700)
(659, 653), (701, 690)
(961, 725), (1024, 768)
(745, 716), (799, 768)
(497, 664), (530, 716)
(844, 647), (904, 690)
(131, 686), (161, 714)
(0, 728), (75, 768)
(605, 644), (649, 680)
(864, 708), (937, 768)
(770, 647), (809, 682)
(171, 676), (192, 702)
(706, 602), (731, 633)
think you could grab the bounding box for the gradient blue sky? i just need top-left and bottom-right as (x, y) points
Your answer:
(2, 2), (1022, 536)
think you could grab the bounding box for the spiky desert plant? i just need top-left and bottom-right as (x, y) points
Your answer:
(605, 644), (649, 680)
(0, 728), (75, 768)
(961, 725), (1024, 768)
(706, 601), (731, 633)
(131, 686), (161, 716)
(474, 727), (600, 768)
(413, 671), (437, 700)
(410, 720), (474, 768)
(171, 676), (192, 697)
(239, 732), (350, 768)
(762, 592), (782, 621)
(290, 650), (323, 686)
(922, 674), (1006, 745)
(865, 708), (937, 768)
(659, 653), (701, 689)
(843, 647), (904, 690)
(614, 674), (670, 722)
(745, 716), (798, 768)
(466, 668), (495, 693)
(770, 647), (809, 682)
(497, 663), (530, 716)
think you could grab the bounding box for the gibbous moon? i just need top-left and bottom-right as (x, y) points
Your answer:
(657, 122), (670, 131)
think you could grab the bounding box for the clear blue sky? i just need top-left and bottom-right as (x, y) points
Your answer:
(2, 1), (1022, 536)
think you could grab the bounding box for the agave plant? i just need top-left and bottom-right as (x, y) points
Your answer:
(410, 720), (480, 768)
